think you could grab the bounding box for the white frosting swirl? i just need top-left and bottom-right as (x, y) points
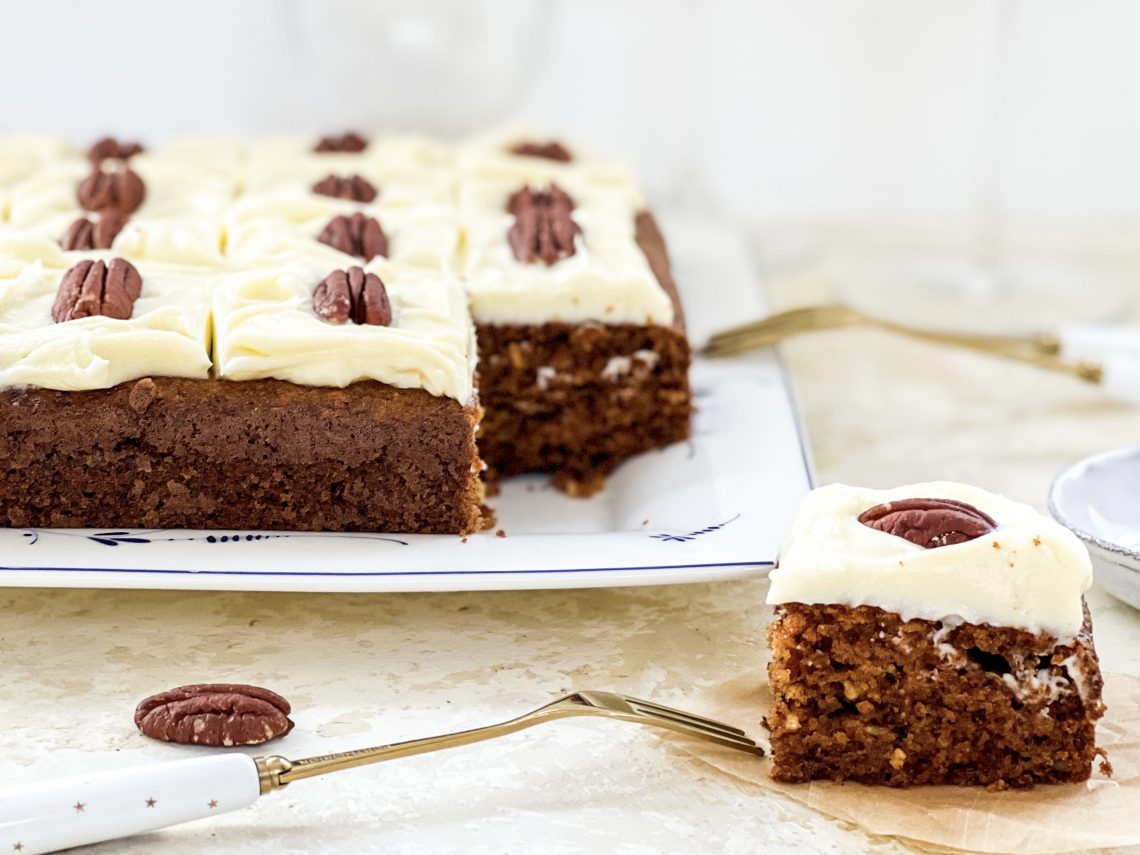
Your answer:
(6, 157), (236, 227)
(223, 192), (458, 272)
(767, 482), (1093, 638)
(0, 135), (74, 186)
(242, 134), (452, 205)
(0, 247), (212, 391)
(456, 126), (644, 206)
(212, 255), (475, 402)
(459, 174), (672, 326)
(2, 214), (225, 268)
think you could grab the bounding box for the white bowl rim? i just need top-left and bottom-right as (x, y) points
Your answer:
(1048, 444), (1140, 562)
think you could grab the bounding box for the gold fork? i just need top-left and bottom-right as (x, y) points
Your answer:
(5, 691), (761, 853)
(701, 303), (1103, 384)
(256, 690), (762, 792)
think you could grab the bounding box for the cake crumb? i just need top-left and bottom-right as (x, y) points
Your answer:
(1096, 748), (1114, 777)
(496, 529), (506, 538)
(1033, 536), (1042, 546)
(889, 748), (906, 770)
(128, 378), (158, 414)
(551, 471), (606, 498)
(642, 519), (649, 526)
(460, 536), (468, 544)
(992, 541), (1001, 549)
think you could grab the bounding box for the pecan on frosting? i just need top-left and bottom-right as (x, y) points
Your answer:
(506, 184), (580, 266)
(314, 131), (368, 153)
(858, 498), (997, 549)
(510, 140), (572, 162)
(318, 212), (389, 261)
(52, 258), (143, 323)
(76, 165), (146, 215)
(87, 136), (145, 164)
(59, 212), (129, 251)
(312, 266), (392, 326)
(311, 173), (377, 203)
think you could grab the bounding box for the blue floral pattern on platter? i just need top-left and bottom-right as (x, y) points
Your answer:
(649, 515), (741, 543)
(22, 530), (409, 547)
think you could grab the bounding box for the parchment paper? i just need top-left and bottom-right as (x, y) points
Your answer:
(669, 671), (1140, 853)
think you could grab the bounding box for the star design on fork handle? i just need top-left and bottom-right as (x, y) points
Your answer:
(73, 801), (85, 813)
(208, 799), (218, 809)
(13, 843), (24, 852)
(145, 797), (157, 808)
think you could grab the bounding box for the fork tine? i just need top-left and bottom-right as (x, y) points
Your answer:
(626, 704), (753, 745)
(624, 696), (750, 738)
(631, 712), (762, 752)
(565, 691), (762, 754)
(705, 305), (858, 345)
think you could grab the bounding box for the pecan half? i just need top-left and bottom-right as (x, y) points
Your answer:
(87, 136), (145, 164)
(59, 212), (129, 251)
(506, 184), (580, 265)
(51, 258), (143, 323)
(311, 173), (377, 202)
(134, 683), (294, 747)
(858, 498), (997, 549)
(317, 212), (389, 261)
(313, 266), (392, 326)
(314, 131), (368, 153)
(76, 166), (146, 215)
(510, 140), (572, 162)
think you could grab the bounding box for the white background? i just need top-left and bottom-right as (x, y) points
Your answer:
(2, 0), (1137, 229)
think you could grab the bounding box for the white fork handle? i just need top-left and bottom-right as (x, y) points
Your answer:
(0, 754), (260, 854)
(1058, 325), (1140, 363)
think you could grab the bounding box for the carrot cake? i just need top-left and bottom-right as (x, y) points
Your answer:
(765, 482), (1105, 787)
(0, 129), (691, 532)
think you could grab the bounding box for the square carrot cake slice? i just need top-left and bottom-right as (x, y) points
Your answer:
(765, 482), (1105, 787)
(209, 254), (484, 533)
(456, 136), (691, 495)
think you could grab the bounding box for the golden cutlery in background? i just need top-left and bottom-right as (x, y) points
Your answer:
(701, 303), (1104, 385)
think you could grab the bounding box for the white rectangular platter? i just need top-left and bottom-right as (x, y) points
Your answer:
(0, 211), (813, 591)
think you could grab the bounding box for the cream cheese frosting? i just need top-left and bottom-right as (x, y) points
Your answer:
(0, 245), (212, 391)
(0, 130), (669, 394)
(456, 126), (644, 208)
(242, 134), (453, 205)
(223, 192), (458, 272)
(150, 137), (250, 181)
(0, 135), (74, 187)
(766, 482), (1093, 638)
(110, 216), (226, 268)
(212, 255), (475, 402)
(6, 157), (237, 227)
(4, 214), (226, 268)
(459, 174), (673, 326)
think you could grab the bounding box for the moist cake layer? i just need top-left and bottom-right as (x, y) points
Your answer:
(474, 213), (691, 489)
(767, 602), (1105, 787)
(0, 377), (485, 533)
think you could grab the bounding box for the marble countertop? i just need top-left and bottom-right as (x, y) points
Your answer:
(4, 222), (1140, 854)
